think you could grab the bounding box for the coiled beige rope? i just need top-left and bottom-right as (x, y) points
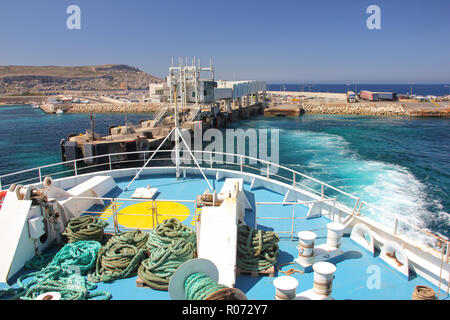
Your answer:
(412, 285), (436, 300)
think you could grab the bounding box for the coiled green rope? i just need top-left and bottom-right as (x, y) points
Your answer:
(137, 218), (197, 291)
(24, 252), (54, 270)
(88, 230), (148, 283)
(20, 272), (110, 300)
(110, 229), (149, 249)
(0, 253), (55, 300)
(0, 240), (111, 300)
(47, 240), (101, 274)
(236, 224), (279, 271)
(184, 273), (227, 300)
(62, 215), (109, 243)
(138, 238), (195, 290)
(146, 218), (196, 250)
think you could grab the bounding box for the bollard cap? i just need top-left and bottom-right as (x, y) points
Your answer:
(313, 262), (336, 275)
(298, 231), (317, 241)
(273, 276), (299, 291)
(327, 222), (345, 232)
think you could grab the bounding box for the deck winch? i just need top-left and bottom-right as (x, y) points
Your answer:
(169, 258), (247, 300)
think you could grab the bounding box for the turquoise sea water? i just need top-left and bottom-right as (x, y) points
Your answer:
(0, 105), (448, 241)
(0, 105), (154, 176)
(227, 115), (449, 242)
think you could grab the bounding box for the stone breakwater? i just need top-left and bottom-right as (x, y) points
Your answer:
(44, 100), (449, 117)
(0, 96), (47, 105)
(65, 102), (164, 113)
(300, 102), (408, 116)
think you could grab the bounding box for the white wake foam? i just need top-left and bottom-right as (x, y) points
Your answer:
(281, 129), (449, 245)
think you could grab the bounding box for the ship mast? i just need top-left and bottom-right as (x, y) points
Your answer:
(174, 84), (180, 179)
(89, 112), (95, 141)
(125, 57), (213, 192)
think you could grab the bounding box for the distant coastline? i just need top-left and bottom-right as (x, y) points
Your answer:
(1, 82), (449, 117)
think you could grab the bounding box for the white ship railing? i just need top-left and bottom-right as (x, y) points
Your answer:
(254, 198), (337, 240)
(0, 149), (448, 258)
(71, 195), (336, 242)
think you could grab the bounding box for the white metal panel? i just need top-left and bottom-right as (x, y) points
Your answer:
(198, 208), (237, 287)
(58, 175), (116, 219)
(213, 88), (232, 100)
(0, 192), (33, 283)
(28, 216), (45, 239)
(198, 179), (245, 287)
(217, 80), (266, 99)
(67, 175), (116, 198)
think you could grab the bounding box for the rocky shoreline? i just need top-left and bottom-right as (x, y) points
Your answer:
(34, 100), (449, 117)
(55, 101), (409, 116)
(63, 102), (164, 113)
(300, 101), (450, 117)
(300, 102), (408, 116)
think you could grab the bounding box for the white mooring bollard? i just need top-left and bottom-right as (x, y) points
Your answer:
(273, 276), (299, 300)
(312, 262), (336, 297)
(297, 231), (317, 266)
(326, 222), (345, 250)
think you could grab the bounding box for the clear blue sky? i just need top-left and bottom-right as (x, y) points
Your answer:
(0, 0), (449, 83)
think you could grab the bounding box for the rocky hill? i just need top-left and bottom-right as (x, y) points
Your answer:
(0, 64), (162, 94)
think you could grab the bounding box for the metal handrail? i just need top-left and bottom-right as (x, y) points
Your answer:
(0, 148), (448, 251)
(76, 196), (196, 234)
(255, 198), (337, 239)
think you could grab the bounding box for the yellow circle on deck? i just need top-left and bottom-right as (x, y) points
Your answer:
(117, 201), (190, 229)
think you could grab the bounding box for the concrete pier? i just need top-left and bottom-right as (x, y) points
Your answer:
(41, 102), (163, 114)
(297, 101), (450, 117)
(264, 104), (303, 117)
(60, 102), (266, 165)
(267, 91), (450, 117)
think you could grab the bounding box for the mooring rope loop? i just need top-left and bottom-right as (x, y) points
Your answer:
(62, 215), (109, 244)
(138, 218), (196, 291)
(237, 224), (280, 271)
(0, 240), (111, 300)
(24, 252), (54, 270)
(412, 285), (436, 300)
(184, 272), (227, 300)
(88, 230), (148, 283)
(146, 217), (196, 250)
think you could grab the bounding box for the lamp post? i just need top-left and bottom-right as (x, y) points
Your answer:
(408, 82), (415, 98)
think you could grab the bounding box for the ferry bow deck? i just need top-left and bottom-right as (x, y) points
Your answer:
(1, 167), (447, 300)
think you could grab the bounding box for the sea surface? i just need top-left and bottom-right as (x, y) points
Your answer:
(0, 105), (448, 243)
(227, 115), (450, 244)
(267, 83), (450, 96)
(0, 105), (153, 176)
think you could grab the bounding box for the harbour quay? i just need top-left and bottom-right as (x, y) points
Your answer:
(267, 91), (450, 117)
(59, 59), (268, 166)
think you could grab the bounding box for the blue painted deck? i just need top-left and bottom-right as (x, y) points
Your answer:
(2, 173), (446, 300)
